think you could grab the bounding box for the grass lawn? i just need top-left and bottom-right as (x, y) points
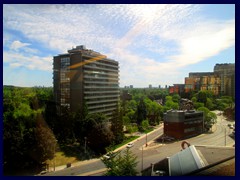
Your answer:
(46, 152), (79, 168)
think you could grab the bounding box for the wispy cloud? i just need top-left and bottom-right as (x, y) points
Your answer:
(3, 4), (235, 87)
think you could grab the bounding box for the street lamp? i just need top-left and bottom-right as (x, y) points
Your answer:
(141, 146), (143, 172)
(145, 133), (148, 147)
(84, 137), (87, 153)
(53, 139), (58, 171)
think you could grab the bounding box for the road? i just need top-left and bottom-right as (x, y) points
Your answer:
(43, 111), (235, 176)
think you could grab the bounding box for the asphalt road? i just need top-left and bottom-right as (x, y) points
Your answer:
(43, 111), (235, 176)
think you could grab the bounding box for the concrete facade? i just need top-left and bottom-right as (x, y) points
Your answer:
(53, 45), (120, 119)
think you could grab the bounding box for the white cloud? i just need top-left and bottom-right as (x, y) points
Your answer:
(3, 51), (52, 71)
(167, 19), (235, 67)
(10, 40), (30, 51)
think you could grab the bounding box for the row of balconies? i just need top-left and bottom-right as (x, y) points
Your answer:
(86, 99), (119, 105)
(83, 54), (118, 65)
(84, 64), (119, 73)
(84, 80), (118, 85)
(84, 75), (119, 81)
(84, 59), (119, 69)
(88, 106), (117, 114)
(84, 94), (119, 99)
(84, 90), (119, 94)
(84, 85), (119, 89)
(84, 70), (118, 77)
(88, 102), (118, 110)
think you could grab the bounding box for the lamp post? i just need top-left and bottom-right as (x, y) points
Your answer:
(84, 137), (87, 153)
(225, 127), (227, 146)
(145, 133), (148, 147)
(53, 140), (57, 171)
(141, 146), (143, 172)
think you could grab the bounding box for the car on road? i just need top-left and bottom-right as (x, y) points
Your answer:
(102, 152), (118, 160)
(126, 142), (134, 148)
(103, 154), (111, 159)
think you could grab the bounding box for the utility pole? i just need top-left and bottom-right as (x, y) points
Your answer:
(225, 127), (227, 146)
(141, 146), (143, 173)
(84, 137), (87, 153)
(53, 140), (57, 171)
(145, 133), (148, 147)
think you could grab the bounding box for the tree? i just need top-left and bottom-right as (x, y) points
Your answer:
(197, 90), (214, 106)
(205, 112), (217, 131)
(33, 114), (58, 164)
(111, 108), (124, 144)
(164, 96), (179, 110)
(197, 107), (216, 131)
(102, 148), (138, 176)
(86, 113), (114, 154)
(141, 119), (150, 131)
(206, 98), (214, 110)
(136, 98), (147, 129)
(172, 94), (180, 103)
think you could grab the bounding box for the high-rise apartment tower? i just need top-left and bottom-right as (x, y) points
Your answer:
(53, 45), (119, 119)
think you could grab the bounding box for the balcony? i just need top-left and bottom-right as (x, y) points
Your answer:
(84, 64), (119, 73)
(86, 98), (119, 105)
(84, 94), (120, 100)
(88, 103), (118, 110)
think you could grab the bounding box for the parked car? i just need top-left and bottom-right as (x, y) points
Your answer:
(103, 154), (111, 159)
(102, 152), (117, 160)
(127, 142), (134, 148)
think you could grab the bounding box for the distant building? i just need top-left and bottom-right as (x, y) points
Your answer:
(130, 85), (133, 89)
(185, 72), (214, 93)
(149, 84), (152, 89)
(184, 63), (235, 97)
(169, 84), (185, 95)
(214, 63), (235, 97)
(53, 45), (120, 119)
(163, 110), (203, 139)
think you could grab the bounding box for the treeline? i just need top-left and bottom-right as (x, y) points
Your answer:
(3, 86), (123, 175)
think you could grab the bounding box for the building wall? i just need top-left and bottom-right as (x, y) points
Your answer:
(164, 110), (203, 139)
(184, 65), (235, 97)
(214, 63), (235, 97)
(53, 46), (119, 119)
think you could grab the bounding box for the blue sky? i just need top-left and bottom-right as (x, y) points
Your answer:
(3, 4), (235, 88)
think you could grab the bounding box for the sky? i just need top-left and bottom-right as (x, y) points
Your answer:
(3, 4), (235, 88)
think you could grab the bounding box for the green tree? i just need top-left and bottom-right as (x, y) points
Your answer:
(205, 112), (217, 131)
(111, 108), (124, 144)
(102, 148), (138, 176)
(141, 119), (150, 131)
(136, 98), (147, 128)
(206, 98), (214, 110)
(197, 107), (216, 131)
(86, 113), (114, 154)
(172, 94), (180, 103)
